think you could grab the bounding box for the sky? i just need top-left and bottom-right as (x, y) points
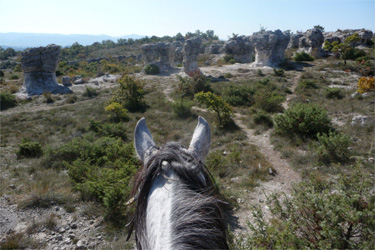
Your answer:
(1, 0), (374, 39)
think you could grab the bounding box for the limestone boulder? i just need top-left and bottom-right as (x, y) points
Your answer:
(251, 30), (289, 67)
(205, 44), (223, 54)
(173, 41), (183, 64)
(299, 28), (324, 49)
(156, 42), (175, 70)
(182, 37), (202, 75)
(21, 45), (71, 95)
(141, 44), (159, 65)
(62, 76), (71, 86)
(224, 36), (253, 63)
(287, 33), (303, 49)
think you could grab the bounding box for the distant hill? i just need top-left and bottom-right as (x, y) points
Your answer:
(0, 33), (144, 50)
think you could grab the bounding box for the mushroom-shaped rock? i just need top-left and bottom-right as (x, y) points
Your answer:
(182, 37), (202, 75)
(251, 30), (289, 67)
(224, 36), (253, 63)
(21, 44), (71, 95)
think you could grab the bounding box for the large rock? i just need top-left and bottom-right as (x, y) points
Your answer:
(141, 43), (175, 72)
(298, 28), (325, 57)
(141, 44), (159, 65)
(287, 33), (304, 49)
(250, 30), (289, 67)
(156, 42), (175, 71)
(182, 37), (202, 75)
(324, 29), (373, 46)
(299, 28), (324, 49)
(173, 41), (183, 64)
(224, 36), (253, 63)
(21, 45), (71, 95)
(205, 44), (224, 54)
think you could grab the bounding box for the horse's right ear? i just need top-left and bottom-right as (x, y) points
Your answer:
(134, 118), (156, 163)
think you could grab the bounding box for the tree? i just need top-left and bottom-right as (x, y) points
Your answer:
(314, 25), (325, 32)
(111, 75), (146, 112)
(194, 91), (233, 127)
(328, 33), (361, 65)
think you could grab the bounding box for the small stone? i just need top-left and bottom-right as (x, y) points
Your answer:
(70, 223), (78, 229)
(259, 199), (264, 203)
(59, 227), (66, 234)
(8, 184), (16, 189)
(89, 220), (94, 225)
(55, 207), (60, 211)
(368, 157), (375, 163)
(55, 235), (63, 241)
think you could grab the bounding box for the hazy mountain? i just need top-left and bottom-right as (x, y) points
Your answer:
(0, 33), (144, 50)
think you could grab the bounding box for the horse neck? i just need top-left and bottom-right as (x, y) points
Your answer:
(144, 169), (175, 250)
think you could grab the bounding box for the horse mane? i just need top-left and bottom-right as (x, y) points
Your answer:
(128, 142), (229, 250)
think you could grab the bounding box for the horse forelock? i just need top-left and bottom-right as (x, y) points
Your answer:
(129, 142), (229, 250)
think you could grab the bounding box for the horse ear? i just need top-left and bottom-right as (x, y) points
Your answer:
(134, 118), (156, 163)
(188, 116), (211, 161)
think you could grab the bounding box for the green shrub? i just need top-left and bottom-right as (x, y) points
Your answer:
(234, 162), (374, 249)
(144, 64), (160, 75)
(274, 103), (331, 139)
(82, 86), (98, 98)
(273, 68), (285, 77)
(254, 90), (285, 113)
(223, 85), (254, 106)
(0, 70), (4, 77)
(177, 74), (211, 98)
(111, 75), (147, 112)
(104, 102), (129, 122)
(17, 139), (43, 158)
(316, 131), (351, 163)
(10, 74), (19, 79)
(258, 78), (270, 85)
(294, 51), (314, 61)
(253, 112), (273, 128)
(223, 54), (235, 64)
(298, 79), (319, 90)
(88, 120), (128, 140)
(195, 91), (233, 127)
(43, 134), (139, 223)
(0, 92), (17, 110)
(170, 98), (193, 118)
(324, 87), (344, 99)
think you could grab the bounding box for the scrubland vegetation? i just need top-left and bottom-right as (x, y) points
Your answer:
(0, 30), (374, 249)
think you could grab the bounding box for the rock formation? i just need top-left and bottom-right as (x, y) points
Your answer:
(287, 33), (304, 49)
(298, 28), (325, 57)
(324, 29), (373, 46)
(156, 42), (175, 71)
(182, 37), (202, 75)
(173, 41), (183, 64)
(224, 36), (253, 63)
(141, 42), (175, 71)
(250, 30), (289, 67)
(141, 44), (159, 66)
(62, 76), (71, 86)
(21, 45), (71, 95)
(205, 44), (224, 54)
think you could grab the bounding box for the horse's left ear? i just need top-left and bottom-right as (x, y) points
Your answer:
(188, 116), (211, 161)
(134, 118), (156, 163)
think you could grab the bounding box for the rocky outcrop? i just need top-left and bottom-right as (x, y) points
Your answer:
(224, 36), (253, 63)
(182, 37), (202, 75)
(287, 33), (303, 49)
(62, 76), (71, 86)
(205, 44), (224, 54)
(173, 41), (183, 64)
(298, 28), (325, 57)
(141, 42), (175, 71)
(250, 30), (289, 67)
(299, 28), (324, 50)
(21, 45), (71, 95)
(156, 42), (175, 70)
(324, 29), (373, 46)
(141, 44), (159, 66)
